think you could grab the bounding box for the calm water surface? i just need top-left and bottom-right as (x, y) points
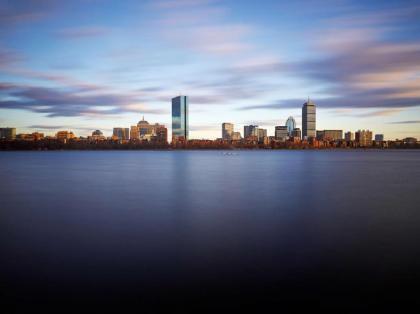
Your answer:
(1, 150), (419, 312)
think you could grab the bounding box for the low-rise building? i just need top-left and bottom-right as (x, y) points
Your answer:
(345, 131), (354, 141)
(355, 130), (373, 147)
(316, 130), (343, 141)
(56, 131), (76, 141)
(275, 126), (288, 141)
(0, 127), (16, 140)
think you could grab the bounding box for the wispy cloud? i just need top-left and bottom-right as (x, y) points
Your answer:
(0, 0), (56, 26)
(152, 0), (255, 56)
(0, 81), (166, 117)
(0, 49), (24, 68)
(387, 120), (420, 124)
(54, 26), (110, 39)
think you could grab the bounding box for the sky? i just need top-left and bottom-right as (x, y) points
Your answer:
(1, 0), (420, 140)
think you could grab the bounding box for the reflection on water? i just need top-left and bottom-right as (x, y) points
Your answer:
(1, 150), (420, 311)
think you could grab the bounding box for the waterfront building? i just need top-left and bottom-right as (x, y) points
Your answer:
(113, 128), (129, 140)
(403, 137), (417, 144)
(375, 134), (384, 142)
(130, 126), (140, 140)
(137, 117), (154, 137)
(89, 130), (105, 141)
(275, 126), (288, 141)
(0, 127), (16, 140)
(292, 128), (301, 139)
(172, 96), (189, 141)
(355, 130), (373, 147)
(258, 128), (267, 142)
(244, 125), (259, 138)
(32, 132), (44, 140)
(56, 131), (75, 141)
(345, 131), (354, 141)
(154, 125), (168, 143)
(222, 123), (234, 140)
(285, 116), (296, 136)
(232, 132), (242, 140)
(316, 130), (343, 141)
(302, 99), (316, 139)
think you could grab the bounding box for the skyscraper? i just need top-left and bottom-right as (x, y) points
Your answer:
(285, 116), (296, 136)
(302, 99), (316, 139)
(222, 123), (234, 140)
(172, 96), (189, 141)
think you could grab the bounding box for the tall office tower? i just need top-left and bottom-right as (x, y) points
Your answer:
(0, 127), (16, 140)
(275, 126), (288, 141)
(172, 96), (189, 141)
(355, 130), (373, 147)
(285, 116), (296, 136)
(302, 99), (316, 139)
(345, 131), (354, 141)
(244, 125), (259, 138)
(113, 128), (129, 140)
(222, 123), (234, 140)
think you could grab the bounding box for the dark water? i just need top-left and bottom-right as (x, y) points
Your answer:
(1, 150), (420, 312)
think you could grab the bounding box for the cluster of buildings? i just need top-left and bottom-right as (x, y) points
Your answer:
(1, 96), (419, 149)
(219, 99), (396, 148)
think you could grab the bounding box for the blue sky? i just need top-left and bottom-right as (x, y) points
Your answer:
(1, 0), (420, 139)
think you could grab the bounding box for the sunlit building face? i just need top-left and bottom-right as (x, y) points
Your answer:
(172, 96), (189, 141)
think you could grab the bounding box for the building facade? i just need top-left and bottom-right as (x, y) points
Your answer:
(345, 131), (354, 141)
(172, 96), (188, 141)
(285, 116), (296, 136)
(113, 128), (129, 140)
(244, 125), (259, 138)
(222, 123), (234, 140)
(375, 134), (384, 142)
(232, 132), (242, 140)
(130, 126), (140, 140)
(355, 130), (373, 147)
(302, 99), (316, 139)
(56, 131), (76, 141)
(258, 128), (267, 142)
(292, 128), (301, 139)
(316, 130), (343, 141)
(0, 127), (16, 140)
(154, 125), (168, 143)
(275, 126), (288, 141)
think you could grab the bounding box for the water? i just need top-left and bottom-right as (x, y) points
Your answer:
(1, 150), (419, 312)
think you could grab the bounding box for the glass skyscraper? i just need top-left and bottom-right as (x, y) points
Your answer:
(172, 96), (189, 141)
(302, 99), (316, 139)
(285, 116), (296, 136)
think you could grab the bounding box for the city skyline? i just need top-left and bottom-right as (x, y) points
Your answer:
(1, 0), (420, 139)
(1, 96), (417, 142)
